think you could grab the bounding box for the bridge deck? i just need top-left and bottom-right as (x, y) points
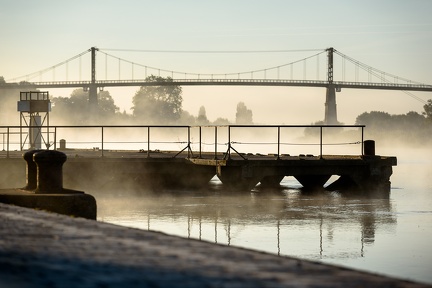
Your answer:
(2, 79), (432, 91)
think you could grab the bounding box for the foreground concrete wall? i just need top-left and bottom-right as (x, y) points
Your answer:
(0, 203), (426, 288)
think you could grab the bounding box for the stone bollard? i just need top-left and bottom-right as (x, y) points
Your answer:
(33, 150), (67, 194)
(2, 149), (97, 219)
(23, 149), (44, 190)
(364, 140), (376, 156)
(59, 139), (66, 150)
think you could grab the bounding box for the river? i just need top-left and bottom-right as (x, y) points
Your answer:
(96, 147), (432, 285)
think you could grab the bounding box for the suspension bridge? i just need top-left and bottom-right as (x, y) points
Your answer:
(1, 47), (432, 124)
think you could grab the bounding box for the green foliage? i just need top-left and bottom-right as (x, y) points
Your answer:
(132, 76), (183, 124)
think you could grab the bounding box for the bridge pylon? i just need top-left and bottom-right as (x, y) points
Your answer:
(325, 84), (338, 124)
(324, 47), (338, 125)
(89, 47), (99, 121)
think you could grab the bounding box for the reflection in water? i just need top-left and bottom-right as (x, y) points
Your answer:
(94, 150), (432, 285)
(97, 177), (396, 262)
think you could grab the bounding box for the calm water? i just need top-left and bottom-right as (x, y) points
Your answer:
(97, 148), (432, 285)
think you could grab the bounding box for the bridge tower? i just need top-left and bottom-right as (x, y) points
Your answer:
(325, 47), (338, 125)
(88, 47), (98, 116)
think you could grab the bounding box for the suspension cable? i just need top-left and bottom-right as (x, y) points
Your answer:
(334, 50), (428, 104)
(98, 48), (325, 53)
(6, 49), (91, 82)
(98, 49), (327, 79)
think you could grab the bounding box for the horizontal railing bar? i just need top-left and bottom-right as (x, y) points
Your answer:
(0, 125), (366, 158)
(0, 125), (365, 129)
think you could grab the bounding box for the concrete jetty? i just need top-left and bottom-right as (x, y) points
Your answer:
(0, 202), (427, 288)
(0, 148), (397, 195)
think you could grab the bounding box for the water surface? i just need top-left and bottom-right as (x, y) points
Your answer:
(97, 150), (432, 285)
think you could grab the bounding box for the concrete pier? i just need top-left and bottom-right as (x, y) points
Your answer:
(0, 149), (396, 195)
(0, 202), (427, 288)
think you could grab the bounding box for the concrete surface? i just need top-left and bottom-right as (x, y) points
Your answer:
(0, 188), (96, 220)
(0, 203), (427, 288)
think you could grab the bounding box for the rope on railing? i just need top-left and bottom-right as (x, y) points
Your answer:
(230, 141), (361, 146)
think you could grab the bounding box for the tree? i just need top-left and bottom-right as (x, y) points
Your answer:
(196, 106), (210, 125)
(235, 102), (253, 124)
(51, 89), (119, 124)
(213, 117), (230, 125)
(179, 110), (196, 125)
(423, 99), (432, 121)
(355, 111), (392, 130)
(98, 90), (120, 116)
(132, 76), (183, 124)
(0, 82), (21, 125)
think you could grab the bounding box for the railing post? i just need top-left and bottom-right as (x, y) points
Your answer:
(147, 126), (150, 158)
(187, 126), (190, 158)
(47, 116), (49, 149)
(199, 126), (202, 158)
(214, 126), (218, 160)
(54, 127), (57, 150)
(20, 118), (22, 151)
(7, 127), (10, 159)
(228, 126), (231, 160)
(320, 126), (323, 159)
(361, 126), (364, 156)
(101, 126), (104, 157)
(277, 126), (280, 159)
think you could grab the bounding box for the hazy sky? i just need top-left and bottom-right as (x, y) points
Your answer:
(1, 0), (431, 124)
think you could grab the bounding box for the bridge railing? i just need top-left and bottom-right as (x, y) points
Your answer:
(2, 79), (431, 91)
(0, 125), (366, 159)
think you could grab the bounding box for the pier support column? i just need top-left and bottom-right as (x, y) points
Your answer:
(217, 166), (261, 191)
(326, 164), (393, 197)
(295, 175), (331, 191)
(259, 175), (284, 188)
(324, 85), (338, 125)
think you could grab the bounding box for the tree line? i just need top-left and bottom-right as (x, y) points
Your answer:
(353, 102), (432, 145)
(0, 76), (253, 126)
(1, 75), (431, 145)
(303, 99), (432, 145)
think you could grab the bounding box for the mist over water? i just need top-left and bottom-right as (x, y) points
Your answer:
(1, 114), (430, 284)
(94, 145), (432, 285)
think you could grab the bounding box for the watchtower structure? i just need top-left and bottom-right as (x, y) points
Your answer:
(17, 91), (51, 150)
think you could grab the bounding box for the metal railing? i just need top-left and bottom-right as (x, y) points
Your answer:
(0, 125), (365, 159)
